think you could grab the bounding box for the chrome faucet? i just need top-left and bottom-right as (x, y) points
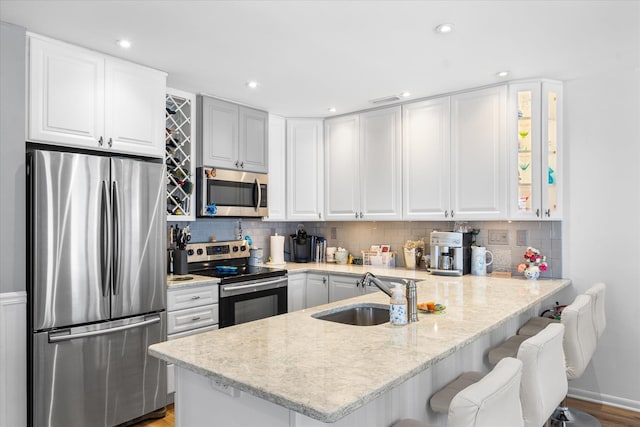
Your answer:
(357, 272), (393, 297)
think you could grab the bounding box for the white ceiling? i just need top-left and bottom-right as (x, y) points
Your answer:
(1, 1), (638, 117)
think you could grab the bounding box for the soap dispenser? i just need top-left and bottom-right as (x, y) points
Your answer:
(390, 282), (408, 326)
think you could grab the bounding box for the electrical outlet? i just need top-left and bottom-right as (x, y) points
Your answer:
(488, 229), (509, 245)
(516, 230), (528, 246)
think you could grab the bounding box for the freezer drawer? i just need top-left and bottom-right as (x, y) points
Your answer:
(32, 313), (167, 427)
(167, 304), (218, 335)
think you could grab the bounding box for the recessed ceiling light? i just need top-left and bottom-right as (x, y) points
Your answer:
(434, 23), (454, 34)
(116, 39), (132, 49)
(246, 81), (258, 89)
(496, 71), (510, 78)
(328, 107), (336, 113)
(401, 91), (411, 98)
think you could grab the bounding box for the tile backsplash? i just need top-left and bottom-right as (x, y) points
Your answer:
(169, 219), (562, 278)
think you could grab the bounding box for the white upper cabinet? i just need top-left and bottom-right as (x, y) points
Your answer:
(359, 107), (403, 220)
(402, 97), (451, 220)
(509, 80), (563, 220)
(286, 119), (324, 221)
(266, 114), (286, 220)
(325, 106), (402, 221)
(105, 58), (166, 156)
(324, 114), (360, 220)
(197, 96), (268, 173)
(450, 85), (508, 219)
(28, 34), (166, 158)
(239, 106), (268, 173)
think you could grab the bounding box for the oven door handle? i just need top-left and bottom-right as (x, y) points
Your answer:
(221, 277), (287, 293)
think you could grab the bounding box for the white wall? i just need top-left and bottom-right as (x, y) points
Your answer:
(563, 64), (640, 410)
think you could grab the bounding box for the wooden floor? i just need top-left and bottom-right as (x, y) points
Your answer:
(135, 399), (640, 427)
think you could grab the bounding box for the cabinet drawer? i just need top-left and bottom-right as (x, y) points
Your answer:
(167, 284), (218, 311)
(167, 304), (219, 335)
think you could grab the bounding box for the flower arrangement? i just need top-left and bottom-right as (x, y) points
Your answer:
(517, 247), (547, 278)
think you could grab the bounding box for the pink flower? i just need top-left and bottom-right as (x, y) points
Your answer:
(539, 264), (548, 272)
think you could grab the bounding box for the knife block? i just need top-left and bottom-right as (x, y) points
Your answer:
(170, 250), (189, 275)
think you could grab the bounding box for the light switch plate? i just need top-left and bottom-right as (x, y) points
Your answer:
(488, 229), (509, 245)
(516, 230), (528, 246)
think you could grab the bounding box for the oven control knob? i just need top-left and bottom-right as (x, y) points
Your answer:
(232, 246), (239, 252)
(196, 248), (204, 255)
(240, 245), (247, 252)
(187, 249), (194, 256)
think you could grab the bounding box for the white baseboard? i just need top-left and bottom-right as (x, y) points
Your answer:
(569, 386), (640, 413)
(0, 291), (27, 427)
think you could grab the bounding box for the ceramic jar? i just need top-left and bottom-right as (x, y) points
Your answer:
(524, 265), (540, 280)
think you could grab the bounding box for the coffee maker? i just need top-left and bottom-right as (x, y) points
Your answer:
(429, 231), (472, 276)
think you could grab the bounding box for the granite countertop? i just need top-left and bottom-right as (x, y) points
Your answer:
(275, 261), (443, 280)
(166, 273), (220, 288)
(150, 274), (570, 422)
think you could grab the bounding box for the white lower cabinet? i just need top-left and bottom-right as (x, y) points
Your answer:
(287, 273), (306, 312)
(328, 274), (360, 302)
(166, 281), (219, 396)
(305, 273), (329, 308)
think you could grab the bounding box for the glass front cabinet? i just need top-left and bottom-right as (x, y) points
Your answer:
(509, 80), (562, 220)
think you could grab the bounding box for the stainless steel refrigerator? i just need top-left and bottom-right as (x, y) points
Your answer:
(28, 149), (167, 427)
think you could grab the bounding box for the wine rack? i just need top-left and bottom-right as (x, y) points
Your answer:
(166, 88), (196, 221)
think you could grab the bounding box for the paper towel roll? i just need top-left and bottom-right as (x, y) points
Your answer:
(270, 234), (285, 264)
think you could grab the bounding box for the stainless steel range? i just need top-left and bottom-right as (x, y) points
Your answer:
(186, 240), (288, 328)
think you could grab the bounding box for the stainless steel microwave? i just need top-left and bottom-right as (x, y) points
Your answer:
(196, 167), (268, 217)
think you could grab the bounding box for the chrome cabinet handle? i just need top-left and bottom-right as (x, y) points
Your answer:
(536, 208), (540, 217)
(444, 210), (449, 218)
(545, 209), (551, 217)
(355, 212), (358, 219)
(451, 210), (455, 218)
(191, 316), (201, 321)
(191, 295), (201, 300)
(322, 277), (327, 284)
(98, 136), (104, 146)
(108, 137), (113, 147)
(359, 212), (363, 219)
(235, 160), (240, 167)
(240, 162), (244, 168)
(318, 212), (322, 219)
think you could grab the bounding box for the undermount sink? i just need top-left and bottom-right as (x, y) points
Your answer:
(312, 303), (389, 326)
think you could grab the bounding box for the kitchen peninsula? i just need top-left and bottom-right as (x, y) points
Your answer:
(149, 273), (570, 426)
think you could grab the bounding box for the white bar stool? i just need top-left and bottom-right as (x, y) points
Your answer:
(392, 357), (524, 427)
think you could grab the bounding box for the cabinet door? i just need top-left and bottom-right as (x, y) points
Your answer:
(359, 106), (403, 220)
(450, 86), (508, 219)
(28, 35), (105, 150)
(105, 58), (166, 158)
(305, 274), (329, 308)
(287, 274), (306, 312)
(266, 115), (286, 220)
(509, 82), (543, 219)
(198, 96), (239, 168)
(286, 119), (324, 220)
(541, 81), (562, 219)
(324, 114), (360, 220)
(403, 97), (451, 220)
(239, 106), (268, 173)
(329, 274), (360, 302)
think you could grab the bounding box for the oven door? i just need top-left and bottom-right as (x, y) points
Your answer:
(218, 276), (287, 328)
(197, 167), (268, 217)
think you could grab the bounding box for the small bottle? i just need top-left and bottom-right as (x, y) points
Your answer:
(390, 282), (408, 326)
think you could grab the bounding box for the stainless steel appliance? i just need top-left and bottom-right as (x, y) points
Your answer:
(429, 231), (472, 276)
(286, 225), (325, 263)
(186, 240), (287, 328)
(27, 149), (167, 427)
(196, 166), (268, 217)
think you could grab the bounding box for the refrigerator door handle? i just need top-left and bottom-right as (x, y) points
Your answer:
(48, 315), (161, 343)
(101, 180), (113, 297)
(112, 180), (121, 295)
